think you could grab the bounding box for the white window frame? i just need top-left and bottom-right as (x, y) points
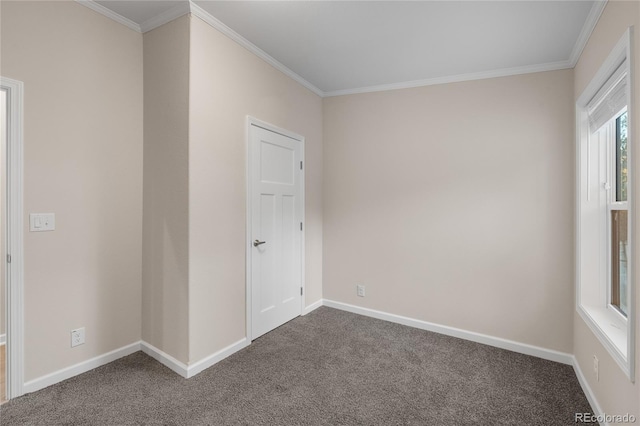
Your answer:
(605, 108), (629, 322)
(576, 28), (635, 381)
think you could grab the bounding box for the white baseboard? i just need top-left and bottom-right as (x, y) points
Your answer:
(323, 299), (574, 365)
(15, 301), (605, 424)
(302, 299), (323, 315)
(323, 299), (605, 421)
(21, 337), (250, 395)
(23, 341), (141, 394)
(0, 333), (5, 345)
(323, 301), (608, 420)
(141, 338), (248, 379)
(140, 341), (189, 378)
(187, 338), (248, 378)
(572, 356), (607, 426)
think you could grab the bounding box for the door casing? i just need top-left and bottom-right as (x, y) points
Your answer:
(1, 76), (25, 399)
(245, 116), (305, 341)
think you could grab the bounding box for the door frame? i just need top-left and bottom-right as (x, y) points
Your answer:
(1, 76), (25, 399)
(245, 116), (305, 341)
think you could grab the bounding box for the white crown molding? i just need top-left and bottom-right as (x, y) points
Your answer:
(74, 0), (606, 98)
(75, 0), (142, 33)
(323, 60), (573, 97)
(140, 2), (191, 33)
(569, 0), (608, 67)
(75, 0), (192, 34)
(188, 1), (324, 98)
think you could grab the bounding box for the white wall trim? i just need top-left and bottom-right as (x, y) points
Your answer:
(302, 299), (323, 316)
(186, 338), (248, 378)
(75, 0), (192, 34)
(140, 2), (191, 33)
(74, 0), (606, 99)
(14, 305), (606, 423)
(140, 341), (189, 378)
(323, 299), (573, 365)
(569, 1), (608, 67)
(575, 28), (635, 382)
(572, 356), (608, 426)
(245, 118), (253, 344)
(0, 334), (5, 345)
(1, 77), (25, 400)
(188, 2), (324, 97)
(142, 339), (251, 379)
(20, 338), (252, 395)
(74, 0), (142, 33)
(323, 60), (573, 97)
(22, 342), (141, 395)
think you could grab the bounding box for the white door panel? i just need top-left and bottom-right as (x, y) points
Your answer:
(261, 142), (295, 185)
(250, 124), (303, 339)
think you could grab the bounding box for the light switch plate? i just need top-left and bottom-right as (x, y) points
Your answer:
(29, 213), (55, 232)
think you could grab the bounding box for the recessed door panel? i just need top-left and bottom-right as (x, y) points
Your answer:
(281, 195), (297, 303)
(258, 194), (276, 313)
(261, 142), (294, 185)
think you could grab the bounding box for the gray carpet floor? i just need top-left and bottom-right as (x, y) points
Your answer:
(1, 307), (592, 425)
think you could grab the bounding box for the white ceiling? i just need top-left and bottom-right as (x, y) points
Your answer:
(86, 1), (603, 96)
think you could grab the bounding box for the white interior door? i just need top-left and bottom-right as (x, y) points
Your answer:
(250, 123), (303, 340)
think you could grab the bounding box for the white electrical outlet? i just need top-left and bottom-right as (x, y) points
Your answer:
(593, 355), (599, 381)
(71, 327), (85, 347)
(356, 284), (365, 297)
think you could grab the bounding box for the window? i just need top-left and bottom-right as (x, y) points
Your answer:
(612, 112), (629, 317)
(576, 29), (634, 380)
(597, 109), (629, 318)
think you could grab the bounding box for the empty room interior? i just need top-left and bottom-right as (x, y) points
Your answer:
(1, 0), (639, 424)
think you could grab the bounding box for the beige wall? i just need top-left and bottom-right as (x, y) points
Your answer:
(188, 16), (323, 363)
(0, 2), (321, 376)
(142, 15), (190, 364)
(0, 1), (143, 381)
(323, 70), (575, 353)
(573, 0), (640, 420)
(4, 6), (635, 421)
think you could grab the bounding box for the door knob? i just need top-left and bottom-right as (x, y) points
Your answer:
(253, 240), (266, 247)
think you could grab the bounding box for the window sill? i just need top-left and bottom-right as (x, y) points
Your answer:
(578, 304), (630, 377)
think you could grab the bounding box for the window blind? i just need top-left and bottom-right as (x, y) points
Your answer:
(587, 60), (628, 133)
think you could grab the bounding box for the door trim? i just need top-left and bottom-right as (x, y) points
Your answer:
(245, 116), (305, 341)
(1, 77), (25, 399)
